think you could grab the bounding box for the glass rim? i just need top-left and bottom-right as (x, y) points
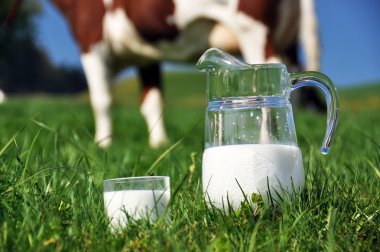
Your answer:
(206, 63), (287, 72)
(103, 176), (169, 184)
(239, 63), (286, 68)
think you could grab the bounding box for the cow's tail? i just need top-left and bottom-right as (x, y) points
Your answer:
(300, 0), (320, 71)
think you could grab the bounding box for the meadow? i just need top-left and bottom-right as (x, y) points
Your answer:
(0, 72), (379, 251)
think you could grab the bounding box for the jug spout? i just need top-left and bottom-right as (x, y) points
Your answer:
(196, 48), (249, 72)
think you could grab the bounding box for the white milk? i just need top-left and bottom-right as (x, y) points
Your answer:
(103, 189), (170, 228)
(202, 144), (304, 210)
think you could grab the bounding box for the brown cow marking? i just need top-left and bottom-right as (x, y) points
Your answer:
(238, 0), (280, 59)
(113, 0), (179, 43)
(54, 0), (178, 52)
(53, 0), (105, 53)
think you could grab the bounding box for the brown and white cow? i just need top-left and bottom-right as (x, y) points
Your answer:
(52, 0), (320, 148)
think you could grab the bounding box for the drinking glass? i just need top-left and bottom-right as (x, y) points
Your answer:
(103, 176), (170, 229)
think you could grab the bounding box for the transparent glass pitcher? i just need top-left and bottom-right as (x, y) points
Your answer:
(196, 48), (339, 210)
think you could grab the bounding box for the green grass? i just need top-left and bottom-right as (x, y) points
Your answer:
(0, 73), (379, 251)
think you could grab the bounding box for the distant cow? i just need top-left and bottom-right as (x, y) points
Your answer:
(51, 0), (320, 148)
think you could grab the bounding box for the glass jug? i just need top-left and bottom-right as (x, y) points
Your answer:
(196, 48), (339, 210)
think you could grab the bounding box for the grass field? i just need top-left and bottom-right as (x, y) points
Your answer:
(0, 72), (379, 251)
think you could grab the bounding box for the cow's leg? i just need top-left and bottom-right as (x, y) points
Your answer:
(0, 89), (6, 103)
(138, 63), (168, 148)
(80, 44), (112, 148)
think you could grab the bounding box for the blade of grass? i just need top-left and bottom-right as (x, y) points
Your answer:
(31, 118), (103, 168)
(145, 119), (202, 175)
(21, 129), (41, 180)
(2, 167), (67, 196)
(145, 137), (184, 175)
(0, 125), (26, 157)
(156, 171), (189, 226)
(367, 159), (380, 179)
(247, 212), (264, 252)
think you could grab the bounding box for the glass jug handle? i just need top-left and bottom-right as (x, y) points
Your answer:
(290, 72), (339, 155)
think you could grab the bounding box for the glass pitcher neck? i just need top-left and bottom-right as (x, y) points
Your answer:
(196, 48), (291, 101)
(205, 65), (290, 101)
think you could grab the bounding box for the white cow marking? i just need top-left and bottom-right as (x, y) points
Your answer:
(80, 42), (112, 148)
(103, 9), (160, 59)
(102, 0), (113, 9)
(301, 0), (320, 70)
(140, 88), (168, 148)
(0, 89), (6, 104)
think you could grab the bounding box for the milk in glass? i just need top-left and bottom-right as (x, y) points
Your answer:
(104, 189), (170, 228)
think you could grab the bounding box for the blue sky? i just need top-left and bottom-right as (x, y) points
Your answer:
(34, 0), (380, 87)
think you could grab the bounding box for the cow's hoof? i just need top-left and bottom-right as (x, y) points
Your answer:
(96, 137), (112, 148)
(149, 134), (168, 149)
(149, 138), (168, 149)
